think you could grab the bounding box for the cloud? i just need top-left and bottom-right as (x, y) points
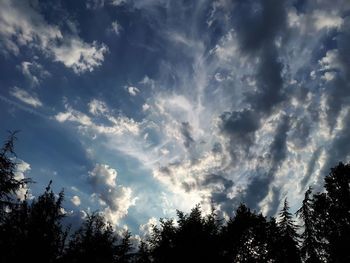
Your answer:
(10, 87), (43, 108)
(88, 99), (108, 116)
(52, 39), (108, 74)
(88, 164), (137, 225)
(220, 109), (260, 159)
(180, 122), (194, 148)
(71, 195), (81, 206)
(14, 159), (32, 201)
(109, 20), (122, 35)
(89, 163), (117, 187)
(312, 10), (343, 31)
(0, 0), (108, 73)
(139, 217), (158, 237)
(127, 86), (140, 96)
(241, 114), (290, 215)
(111, 0), (127, 6)
(19, 61), (50, 87)
(86, 0), (105, 9)
(55, 106), (93, 126)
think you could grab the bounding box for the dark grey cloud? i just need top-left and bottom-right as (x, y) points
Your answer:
(300, 147), (322, 191)
(211, 142), (223, 154)
(269, 115), (290, 169)
(319, 111), (350, 189)
(242, 171), (271, 211)
(289, 117), (312, 149)
(248, 46), (285, 113)
(219, 0), (289, 165)
(232, 0), (287, 53)
(180, 122), (195, 148)
(232, 0), (287, 113)
(220, 109), (260, 159)
(202, 173), (234, 190)
(324, 17), (350, 130)
(242, 115), (290, 213)
(202, 173), (235, 217)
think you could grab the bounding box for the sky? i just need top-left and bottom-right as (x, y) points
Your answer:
(1, 0), (350, 235)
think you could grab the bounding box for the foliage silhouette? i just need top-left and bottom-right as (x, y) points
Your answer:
(0, 131), (31, 210)
(61, 212), (118, 263)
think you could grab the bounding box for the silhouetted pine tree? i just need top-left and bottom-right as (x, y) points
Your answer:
(62, 212), (118, 263)
(221, 204), (271, 262)
(265, 216), (285, 261)
(277, 198), (301, 263)
(0, 131), (31, 212)
(149, 218), (177, 263)
(296, 187), (323, 263)
(135, 240), (151, 263)
(116, 230), (133, 263)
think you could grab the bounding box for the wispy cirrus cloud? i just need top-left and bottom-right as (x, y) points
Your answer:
(10, 87), (43, 108)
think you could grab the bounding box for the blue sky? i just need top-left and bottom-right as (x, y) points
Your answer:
(1, 0), (350, 235)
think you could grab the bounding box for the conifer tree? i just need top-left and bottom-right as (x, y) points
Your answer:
(296, 187), (323, 263)
(277, 198), (301, 263)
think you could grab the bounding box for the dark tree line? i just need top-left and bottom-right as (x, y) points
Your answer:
(0, 133), (349, 262)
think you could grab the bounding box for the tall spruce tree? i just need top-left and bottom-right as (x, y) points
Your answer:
(278, 198), (301, 263)
(296, 187), (323, 263)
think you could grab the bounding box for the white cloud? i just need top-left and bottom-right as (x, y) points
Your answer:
(127, 86), (140, 96)
(89, 164), (117, 187)
(55, 106), (93, 126)
(139, 75), (155, 87)
(55, 101), (142, 137)
(142, 103), (150, 111)
(139, 217), (158, 237)
(88, 163), (137, 225)
(111, 0), (128, 6)
(71, 195), (81, 206)
(52, 39), (108, 74)
(14, 159), (32, 201)
(321, 71), (336, 82)
(19, 61), (50, 87)
(287, 7), (343, 35)
(110, 20), (122, 35)
(10, 87), (43, 108)
(319, 50), (341, 71)
(214, 72), (225, 82)
(88, 99), (108, 115)
(0, 0), (108, 74)
(211, 29), (240, 62)
(312, 10), (343, 31)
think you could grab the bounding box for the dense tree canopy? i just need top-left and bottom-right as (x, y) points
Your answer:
(0, 135), (349, 262)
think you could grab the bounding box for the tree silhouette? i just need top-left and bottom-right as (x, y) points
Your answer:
(136, 240), (151, 263)
(312, 162), (350, 262)
(115, 230), (133, 263)
(296, 187), (323, 263)
(149, 218), (177, 263)
(277, 198), (301, 263)
(0, 182), (67, 263)
(62, 212), (118, 263)
(0, 131), (31, 211)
